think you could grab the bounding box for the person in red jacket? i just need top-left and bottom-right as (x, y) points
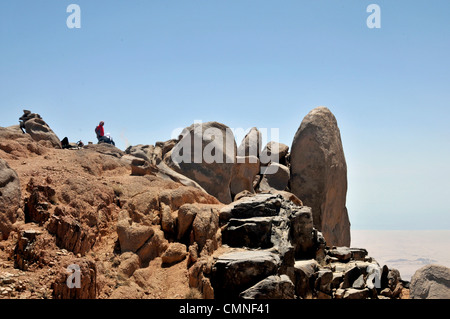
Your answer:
(95, 121), (115, 146)
(95, 121), (105, 141)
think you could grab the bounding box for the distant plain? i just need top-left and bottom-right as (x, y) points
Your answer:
(351, 230), (450, 281)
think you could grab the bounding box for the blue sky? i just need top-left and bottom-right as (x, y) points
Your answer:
(1, 1), (450, 230)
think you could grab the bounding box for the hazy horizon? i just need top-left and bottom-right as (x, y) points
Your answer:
(351, 229), (450, 281)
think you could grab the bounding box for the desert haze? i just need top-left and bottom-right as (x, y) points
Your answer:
(351, 230), (450, 281)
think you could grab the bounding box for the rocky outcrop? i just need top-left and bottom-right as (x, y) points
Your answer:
(19, 110), (61, 149)
(0, 109), (419, 300)
(208, 192), (408, 300)
(165, 121), (237, 204)
(209, 193), (324, 298)
(290, 106), (350, 247)
(0, 159), (21, 240)
(410, 264), (450, 299)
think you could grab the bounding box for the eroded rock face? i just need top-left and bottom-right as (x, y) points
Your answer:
(290, 107), (350, 246)
(0, 159), (21, 240)
(410, 264), (450, 299)
(47, 214), (96, 256)
(164, 121), (236, 204)
(52, 257), (97, 299)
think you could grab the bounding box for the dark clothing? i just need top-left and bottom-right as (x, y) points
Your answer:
(98, 135), (115, 146)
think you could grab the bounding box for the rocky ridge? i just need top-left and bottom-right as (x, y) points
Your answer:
(0, 108), (448, 299)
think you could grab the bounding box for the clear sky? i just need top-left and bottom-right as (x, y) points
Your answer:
(1, 0), (449, 230)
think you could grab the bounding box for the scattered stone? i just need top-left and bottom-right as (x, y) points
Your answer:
(161, 243), (188, 265)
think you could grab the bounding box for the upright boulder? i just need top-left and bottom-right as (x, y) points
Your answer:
(290, 107), (350, 246)
(237, 127), (262, 159)
(0, 159), (21, 240)
(164, 121), (236, 204)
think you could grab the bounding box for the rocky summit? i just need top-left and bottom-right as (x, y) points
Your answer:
(0, 108), (448, 300)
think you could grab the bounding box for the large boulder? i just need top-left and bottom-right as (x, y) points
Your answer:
(410, 264), (450, 299)
(290, 107), (350, 246)
(165, 121), (236, 204)
(0, 159), (21, 240)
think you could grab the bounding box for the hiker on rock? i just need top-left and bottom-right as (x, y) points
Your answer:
(95, 121), (115, 146)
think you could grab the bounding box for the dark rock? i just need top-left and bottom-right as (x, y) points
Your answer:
(13, 230), (43, 270)
(327, 247), (352, 263)
(240, 275), (295, 299)
(222, 217), (273, 249)
(352, 274), (366, 289)
(341, 266), (361, 289)
(211, 250), (281, 299)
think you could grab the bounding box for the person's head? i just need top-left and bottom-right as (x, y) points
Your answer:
(99, 121), (104, 126)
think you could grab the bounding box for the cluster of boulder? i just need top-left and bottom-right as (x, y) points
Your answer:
(203, 192), (408, 299)
(1, 107), (450, 299)
(127, 107), (350, 247)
